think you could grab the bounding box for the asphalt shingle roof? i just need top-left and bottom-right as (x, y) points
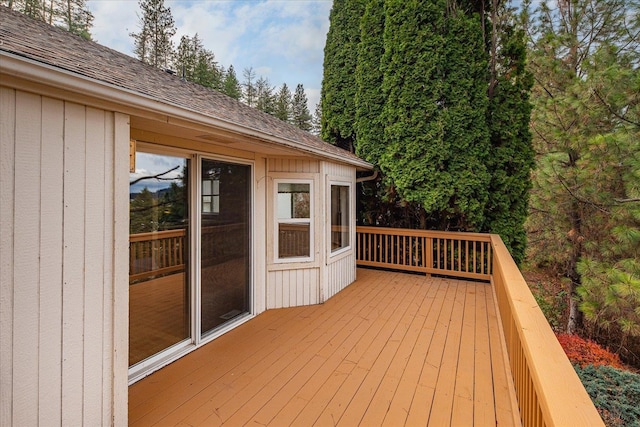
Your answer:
(0, 6), (370, 168)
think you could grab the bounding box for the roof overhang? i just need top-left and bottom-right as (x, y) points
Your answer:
(0, 50), (373, 170)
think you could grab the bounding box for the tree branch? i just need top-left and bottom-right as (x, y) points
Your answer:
(129, 165), (180, 186)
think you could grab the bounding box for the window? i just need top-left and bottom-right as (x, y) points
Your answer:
(330, 184), (350, 253)
(202, 177), (219, 214)
(276, 181), (312, 260)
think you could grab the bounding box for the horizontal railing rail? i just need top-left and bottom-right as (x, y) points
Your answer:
(355, 226), (604, 427)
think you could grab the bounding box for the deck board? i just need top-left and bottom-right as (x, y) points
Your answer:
(129, 268), (520, 426)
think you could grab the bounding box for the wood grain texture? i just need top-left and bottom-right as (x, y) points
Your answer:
(130, 269), (520, 426)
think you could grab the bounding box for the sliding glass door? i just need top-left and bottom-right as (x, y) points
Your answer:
(200, 159), (251, 337)
(128, 150), (252, 376)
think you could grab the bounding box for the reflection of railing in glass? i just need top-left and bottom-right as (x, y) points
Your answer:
(129, 224), (247, 283)
(129, 229), (186, 282)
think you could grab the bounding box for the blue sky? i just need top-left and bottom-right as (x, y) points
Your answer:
(89, 0), (333, 109)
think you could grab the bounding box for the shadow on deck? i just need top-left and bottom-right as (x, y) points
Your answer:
(129, 268), (520, 426)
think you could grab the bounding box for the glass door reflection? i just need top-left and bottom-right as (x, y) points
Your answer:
(129, 152), (190, 367)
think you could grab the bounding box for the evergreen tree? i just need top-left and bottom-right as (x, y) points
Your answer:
(242, 67), (257, 107)
(292, 83), (312, 132)
(320, 0), (365, 150)
(3, 0), (93, 38)
(175, 34), (221, 89)
(380, 0), (490, 230)
(311, 102), (322, 136)
(525, 0), (640, 335)
(60, 0), (93, 39)
(255, 76), (275, 115)
(483, 7), (534, 265)
(274, 83), (293, 123)
(222, 65), (242, 100)
(354, 0), (385, 165)
(130, 0), (176, 69)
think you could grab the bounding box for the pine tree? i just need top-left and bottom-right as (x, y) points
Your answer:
(320, 0), (365, 150)
(222, 65), (242, 100)
(130, 0), (176, 69)
(242, 67), (257, 107)
(292, 83), (312, 132)
(60, 0), (93, 39)
(3, 0), (93, 38)
(274, 83), (292, 123)
(311, 102), (322, 136)
(175, 34), (221, 89)
(255, 77), (275, 115)
(525, 0), (640, 334)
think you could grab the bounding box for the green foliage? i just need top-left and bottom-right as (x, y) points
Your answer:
(575, 364), (640, 427)
(484, 16), (534, 265)
(130, 0), (176, 69)
(292, 83), (312, 132)
(524, 0), (640, 335)
(274, 83), (293, 123)
(380, 0), (490, 230)
(321, 0), (365, 150)
(532, 280), (567, 330)
(354, 0), (385, 165)
(175, 34), (222, 89)
(2, 0), (93, 39)
(222, 65), (242, 100)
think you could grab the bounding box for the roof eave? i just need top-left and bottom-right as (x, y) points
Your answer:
(0, 50), (373, 170)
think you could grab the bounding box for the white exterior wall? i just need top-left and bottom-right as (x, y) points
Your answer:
(266, 158), (321, 309)
(265, 158), (358, 309)
(322, 162), (357, 300)
(0, 88), (129, 426)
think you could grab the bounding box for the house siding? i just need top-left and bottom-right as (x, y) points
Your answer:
(323, 162), (357, 301)
(0, 87), (128, 426)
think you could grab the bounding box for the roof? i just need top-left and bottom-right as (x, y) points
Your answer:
(0, 6), (371, 169)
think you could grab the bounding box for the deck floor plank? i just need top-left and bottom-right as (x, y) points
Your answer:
(128, 269), (520, 426)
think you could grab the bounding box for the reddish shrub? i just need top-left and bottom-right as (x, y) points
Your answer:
(556, 333), (624, 369)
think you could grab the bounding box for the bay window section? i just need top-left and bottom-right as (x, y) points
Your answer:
(276, 181), (312, 261)
(330, 184), (350, 253)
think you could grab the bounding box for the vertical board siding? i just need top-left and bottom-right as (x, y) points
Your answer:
(326, 253), (356, 300)
(268, 158), (319, 173)
(0, 89), (126, 426)
(38, 97), (64, 425)
(267, 268), (320, 309)
(0, 87), (16, 427)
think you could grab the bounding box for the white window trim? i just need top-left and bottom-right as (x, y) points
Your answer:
(274, 178), (314, 263)
(327, 179), (353, 259)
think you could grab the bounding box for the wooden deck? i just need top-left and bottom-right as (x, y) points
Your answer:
(129, 268), (520, 426)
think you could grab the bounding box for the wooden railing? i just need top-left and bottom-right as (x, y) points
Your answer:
(129, 229), (186, 282)
(356, 226), (492, 280)
(356, 226), (604, 427)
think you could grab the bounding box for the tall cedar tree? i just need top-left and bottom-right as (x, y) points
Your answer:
(320, 0), (365, 151)
(292, 84), (312, 132)
(525, 0), (640, 336)
(484, 10), (534, 265)
(255, 77), (276, 115)
(354, 0), (385, 166)
(131, 0), (176, 69)
(380, 0), (490, 230)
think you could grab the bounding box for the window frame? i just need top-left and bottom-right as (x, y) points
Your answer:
(327, 179), (353, 258)
(274, 178), (314, 263)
